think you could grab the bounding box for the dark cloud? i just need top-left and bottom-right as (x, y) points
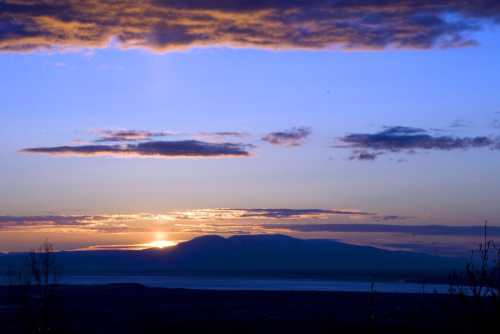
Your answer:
(2, 0), (499, 52)
(376, 215), (414, 221)
(337, 126), (498, 160)
(234, 208), (374, 219)
(21, 140), (253, 158)
(349, 150), (382, 161)
(94, 130), (174, 142)
(263, 223), (500, 237)
(262, 127), (311, 147)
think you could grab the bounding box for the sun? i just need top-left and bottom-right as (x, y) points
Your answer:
(144, 239), (177, 249)
(142, 232), (177, 249)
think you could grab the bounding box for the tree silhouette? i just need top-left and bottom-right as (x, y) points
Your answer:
(5, 240), (64, 333)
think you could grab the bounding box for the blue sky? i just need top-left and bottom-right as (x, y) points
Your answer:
(1, 0), (500, 252)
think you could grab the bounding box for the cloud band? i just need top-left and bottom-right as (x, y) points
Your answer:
(21, 140), (252, 158)
(1, 1), (500, 52)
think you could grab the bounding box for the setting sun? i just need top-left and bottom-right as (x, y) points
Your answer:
(142, 232), (178, 249)
(143, 240), (177, 249)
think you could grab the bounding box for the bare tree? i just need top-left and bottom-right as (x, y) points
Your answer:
(5, 240), (63, 333)
(27, 240), (60, 287)
(449, 221), (500, 330)
(450, 222), (500, 299)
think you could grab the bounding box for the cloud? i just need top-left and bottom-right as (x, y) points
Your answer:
(349, 150), (382, 161)
(0, 208), (381, 235)
(0, 209), (377, 234)
(21, 140), (253, 158)
(201, 132), (248, 138)
(74, 244), (150, 251)
(0, 215), (99, 228)
(376, 215), (414, 221)
(2, 1), (499, 53)
(233, 208), (373, 219)
(197, 131), (250, 142)
(94, 129), (174, 142)
(153, 208), (378, 222)
(262, 127), (311, 147)
(74, 243), (173, 251)
(263, 223), (500, 237)
(1, 209), (399, 234)
(0, 214), (163, 234)
(337, 126), (498, 160)
(449, 119), (470, 128)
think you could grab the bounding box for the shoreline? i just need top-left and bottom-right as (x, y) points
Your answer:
(1, 284), (486, 334)
(0, 275), (453, 294)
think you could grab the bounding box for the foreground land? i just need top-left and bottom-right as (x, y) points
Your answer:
(1, 284), (498, 333)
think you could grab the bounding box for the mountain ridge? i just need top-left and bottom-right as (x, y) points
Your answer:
(0, 235), (463, 281)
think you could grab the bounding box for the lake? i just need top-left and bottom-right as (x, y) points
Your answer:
(16, 275), (452, 294)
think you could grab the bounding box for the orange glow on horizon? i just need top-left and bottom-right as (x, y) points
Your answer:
(142, 232), (177, 249)
(142, 239), (177, 249)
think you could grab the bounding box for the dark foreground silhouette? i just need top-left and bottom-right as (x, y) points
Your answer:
(1, 284), (499, 334)
(1, 233), (498, 333)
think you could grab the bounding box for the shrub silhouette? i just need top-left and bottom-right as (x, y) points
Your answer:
(449, 222), (500, 330)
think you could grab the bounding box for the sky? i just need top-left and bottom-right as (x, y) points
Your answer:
(1, 0), (500, 254)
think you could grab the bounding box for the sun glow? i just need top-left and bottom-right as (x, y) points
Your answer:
(142, 232), (177, 249)
(144, 239), (177, 249)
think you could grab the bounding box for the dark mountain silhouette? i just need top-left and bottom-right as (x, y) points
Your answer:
(0, 235), (462, 280)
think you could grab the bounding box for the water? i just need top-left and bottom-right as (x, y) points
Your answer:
(25, 275), (452, 294)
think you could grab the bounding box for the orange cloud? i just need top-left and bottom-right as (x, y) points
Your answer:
(1, 1), (499, 52)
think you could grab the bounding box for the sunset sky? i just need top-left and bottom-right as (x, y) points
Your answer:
(1, 0), (500, 254)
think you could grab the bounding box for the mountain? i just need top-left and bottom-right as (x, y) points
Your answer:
(0, 235), (462, 280)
